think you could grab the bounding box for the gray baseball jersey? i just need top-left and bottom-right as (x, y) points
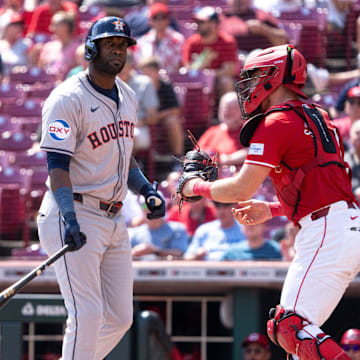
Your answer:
(40, 71), (137, 202)
(38, 70), (137, 359)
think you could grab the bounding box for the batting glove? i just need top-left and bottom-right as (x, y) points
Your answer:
(140, 184), (166, 220)
(62, 212), (87, 251)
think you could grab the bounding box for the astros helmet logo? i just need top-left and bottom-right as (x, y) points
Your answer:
(112, 19), (124, 32)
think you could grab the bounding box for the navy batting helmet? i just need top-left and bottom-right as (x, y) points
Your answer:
(85, 16), (137, 61)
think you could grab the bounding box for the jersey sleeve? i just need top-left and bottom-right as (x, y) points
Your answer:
(40, 93), (80, 156)
(245, 112), (293, 168)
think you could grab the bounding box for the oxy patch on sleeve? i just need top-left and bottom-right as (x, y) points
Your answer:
(248, 143), (264, 155)
(48, 120), (71, 141)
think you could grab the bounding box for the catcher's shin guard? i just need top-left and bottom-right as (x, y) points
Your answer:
(267, 305), (351, 360)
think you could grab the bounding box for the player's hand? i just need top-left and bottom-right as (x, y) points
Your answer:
(232, 199), (272, 225)
(62, 212), (87, 251)
(141, 184), (166, 220)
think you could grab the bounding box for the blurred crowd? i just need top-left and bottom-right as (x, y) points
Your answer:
(2, 0), (360, 262)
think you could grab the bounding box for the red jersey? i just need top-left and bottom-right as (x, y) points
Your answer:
(26, 1), (78, 35)
(167, 202), (217, 236)
(244, 100), (355, 223)
(182, 31), (238, 70)
(197, 124), (244, 156)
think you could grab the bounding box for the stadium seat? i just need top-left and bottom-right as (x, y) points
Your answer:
(0, 115), (20, 133)
(11, 116), (41, 136)
(0, 166), (32, 193)
(12, 151), (47, 169)
(169, 69), (216, 139)
(78, 4), (106, 21)
(10, 66), (57, 85)
(0, 132), (34, 152)
(0, 184), (25, 238)
(277, 7), (327, 66)
(0, 82), (26, 104)
(1, 99), (43, 117)
(25, 83), (54, 100)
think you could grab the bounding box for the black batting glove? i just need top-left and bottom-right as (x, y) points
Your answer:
(62, 212), (87, 251)
(140, 183), (166, 220)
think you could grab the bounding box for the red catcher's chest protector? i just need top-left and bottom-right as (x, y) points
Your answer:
(268, 103), (351, 221)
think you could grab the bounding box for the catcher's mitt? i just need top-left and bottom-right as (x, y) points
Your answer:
(177, 131), (218, 208)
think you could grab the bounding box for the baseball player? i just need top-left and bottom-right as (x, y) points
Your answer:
(37, 17), (165, 359)
(179, 44), (360, 360)
(340, 329), (360, 360)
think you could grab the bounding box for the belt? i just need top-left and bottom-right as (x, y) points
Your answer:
(73, 193), (123, 216)
(311, 201), (356, 221)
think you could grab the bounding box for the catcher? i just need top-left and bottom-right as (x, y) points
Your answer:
(178, 44), (360, 360)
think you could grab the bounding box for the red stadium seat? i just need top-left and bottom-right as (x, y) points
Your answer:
(1, 99), (43, 117)
(0, 82), (26, 103)
(169, 69), (216, 139)
(277, 7), (327, 66)
(12, 151), (47, 169)
(0, 131), (34, 152)
(10, 66), (57, 85)
(78, 4), (106, 21)
(0, 115), (20, 133)
(0, 166), (32, 193)
(11, 116), (41, 136)
(0, 184), (25, 238)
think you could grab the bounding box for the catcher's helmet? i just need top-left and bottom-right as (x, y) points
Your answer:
(235, 44), (307, 119)
(85, 16), (136, 61)
(341, 329), (360, 346)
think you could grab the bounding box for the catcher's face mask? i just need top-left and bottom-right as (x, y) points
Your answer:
(235, 66), (278, 119)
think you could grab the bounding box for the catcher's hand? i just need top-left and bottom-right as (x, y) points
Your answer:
(177, 149), (218, 204)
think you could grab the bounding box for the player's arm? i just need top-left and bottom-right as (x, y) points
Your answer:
(127, 156), (165, 219)
(47, 152), (86, 251)
(182, 162), (271, 202)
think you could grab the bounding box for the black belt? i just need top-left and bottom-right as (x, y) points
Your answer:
(73, 193), (123, 215)
(311, 201), (356, 221)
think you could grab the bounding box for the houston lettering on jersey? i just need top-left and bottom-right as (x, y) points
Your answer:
(87, 120), (135, 149)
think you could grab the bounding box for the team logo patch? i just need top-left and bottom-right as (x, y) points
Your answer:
(112, 19), (124, 32)
(48, 120), (71, 141)
(249, 143), (264, 155)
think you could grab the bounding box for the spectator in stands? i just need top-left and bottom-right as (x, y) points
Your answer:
(272, 222), (296, 262)
(182, 6), (238, 97)
(29, 11), (80, 80)
(333, 86), (360, 145)
(0, 13), (31, 75)
(197, 91), (247, 172)
(66, 42), (87, 78)
(325, 0), (354, 60)
(26, 0), (78, 37)
(183, 201), (245, 260)
(253, 0), (301, 13)
(0, 0), (30, 37)
(340, 328), (360, 360)
(242, 332), (272, 360)
(125, 0), (179, 39)
(221, 222), (282, 261)
(139, 56), (184, 159)
(122, 190), (146, 228)
(118, 51), (159, 153)
(345, 120), (360, 201)
(134, 3), (184, 75)
(167, 198), (217, 238)
(129, 198), (189, 260)
(219, 0), (288, 53)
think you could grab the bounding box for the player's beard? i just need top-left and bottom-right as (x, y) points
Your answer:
(93, 56), (126, 76)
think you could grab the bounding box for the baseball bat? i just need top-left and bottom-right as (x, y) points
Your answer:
(0, 244), (70, 308)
